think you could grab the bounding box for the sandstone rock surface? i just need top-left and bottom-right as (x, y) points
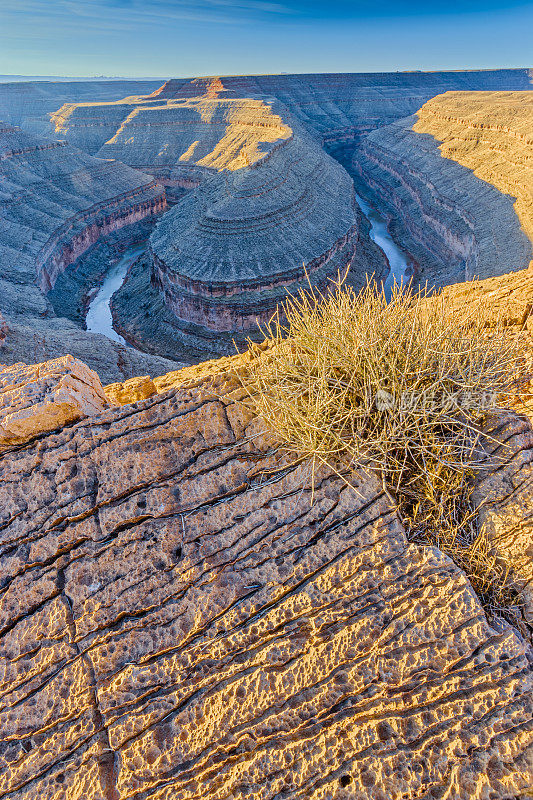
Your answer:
(104, 374), (157, 405)
(0, 354), (107, 451)
(0, 356), (532, 799)
(474, 412), (533, 624)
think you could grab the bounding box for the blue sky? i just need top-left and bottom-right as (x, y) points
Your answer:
(0, 0), (532, 77)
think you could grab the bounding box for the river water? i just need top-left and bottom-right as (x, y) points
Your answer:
(85, 179), (411, 344)
(354, 192), (412, 295)
(85, 244), (146, 344)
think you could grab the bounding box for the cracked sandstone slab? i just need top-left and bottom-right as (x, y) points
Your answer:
(0, 358), (531, 799)
(0, 355), (108, 451)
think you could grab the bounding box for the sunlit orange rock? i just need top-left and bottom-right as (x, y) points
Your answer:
(0, 355), (531, 799)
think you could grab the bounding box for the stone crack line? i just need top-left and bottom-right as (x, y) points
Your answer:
(57, 565), (120, 800)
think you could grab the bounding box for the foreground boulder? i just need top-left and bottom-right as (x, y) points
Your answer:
(0, 358), (532, 799)
(0, 355), (107, 452)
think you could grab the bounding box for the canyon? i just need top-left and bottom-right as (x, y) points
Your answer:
(0, 121), (180, 382)
(0, 71), (533, 799)
(2, 67), (527, 360)
(0, 73), (532, 365)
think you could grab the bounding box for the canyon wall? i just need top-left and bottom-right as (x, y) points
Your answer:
(0, 78), (165, 136)
(350, 114), (533, 286)
(0, 123), (180, 382)
(414, 91), (533, 241)
(53, 70), (533, 155)
(111, 108), (388, 358)
(2, 73), (533, 370)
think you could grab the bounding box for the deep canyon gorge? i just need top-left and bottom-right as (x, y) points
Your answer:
(1, 69), (533, 370)
(1, 68), (533, 800)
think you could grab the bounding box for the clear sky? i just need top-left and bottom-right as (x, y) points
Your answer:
(0, 0), (532, 78)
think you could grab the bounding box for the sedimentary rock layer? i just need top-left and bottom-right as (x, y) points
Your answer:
(0, 124), (165, 301)
(147, 127), (365, 341)
(0, 123), (180, 381)
(0, 355), (532, 799)
(0, 78), (165, 136)
(351, 111), (533, 286)
(414, 91), (533, 241)
(54, 70), (533, 157)
(53, 95), (291, 169)
(0, 355), (107, 452)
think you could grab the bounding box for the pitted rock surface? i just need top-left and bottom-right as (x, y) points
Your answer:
(474, 412), (533, 623)
(0, 355), (108, 452)
(0, 360), (532, 799)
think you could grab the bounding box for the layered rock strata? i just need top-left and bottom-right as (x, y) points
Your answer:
(350, 114), (532, 286)
(0, 354), (532, 799)
(350, 91), (533, 287)
(85, 95), (388, 358)
(112, 186), (385, 360)
(414, 91), (533, 241)
(0, 78), (164, 136)
(0, 123), (164, 305)
(146, 129), (370, 350)
(52, 96), (292, 196)
(53, 70), (533, 157)
(0, 123), (181, 382)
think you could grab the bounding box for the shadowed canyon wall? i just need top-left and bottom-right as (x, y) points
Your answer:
(350, 91), (533, 287)
(0, 123), (180, 382)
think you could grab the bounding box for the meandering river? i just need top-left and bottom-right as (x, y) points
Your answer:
(85, 181), (411, 344)
(85, 244), (146, 344)
(354, 192), (412, 295)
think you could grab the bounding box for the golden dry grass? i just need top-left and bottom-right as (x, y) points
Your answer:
(238, 277), (531, 616)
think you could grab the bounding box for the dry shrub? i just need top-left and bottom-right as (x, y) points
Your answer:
(239, 278), (530, 615)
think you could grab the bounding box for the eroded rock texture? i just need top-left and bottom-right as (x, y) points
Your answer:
(52, 70), (533, 156)
(0, 79), (164, 137)
(414, 91), (533, 241)
(0, 358), (532, 799)
(474, 412), (533, 624)
(0, 355), (107, 452)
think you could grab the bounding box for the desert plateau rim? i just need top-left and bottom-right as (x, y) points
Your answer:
(1, 11), (533, 795)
